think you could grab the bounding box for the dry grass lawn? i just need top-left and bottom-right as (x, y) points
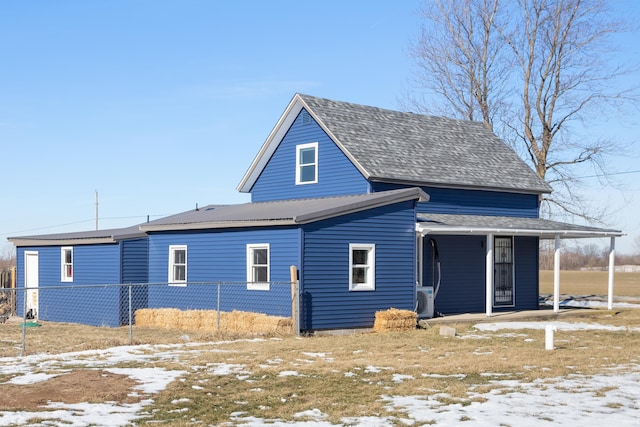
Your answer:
(539, 270), (640, 296)
(1, 270), (640, 425)
(2, 307), (640, 425)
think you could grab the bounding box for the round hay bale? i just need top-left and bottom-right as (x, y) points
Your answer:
(374, 308), (417, 332)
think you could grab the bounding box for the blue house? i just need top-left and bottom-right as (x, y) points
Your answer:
(9, 226), (148, 327)
(9, 94), (623, 331)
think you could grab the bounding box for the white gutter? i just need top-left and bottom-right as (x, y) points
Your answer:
(416, 224), (623, 239)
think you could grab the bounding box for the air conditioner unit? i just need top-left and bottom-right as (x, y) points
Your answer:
(416, 286), (434, 318)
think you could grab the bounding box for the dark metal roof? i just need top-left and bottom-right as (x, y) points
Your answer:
(141, 188), (428, 232)
(8, 225), (146, 247)
(417, 213), (622, 239)
(238, 93), (552, 194)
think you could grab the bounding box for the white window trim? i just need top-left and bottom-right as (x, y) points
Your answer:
(61, 246), (73, 282)
(349, 243), (375, 291)
(247, 243), (270, 291)
(295, 142), (318, 185)
(168, 245), (187, 286)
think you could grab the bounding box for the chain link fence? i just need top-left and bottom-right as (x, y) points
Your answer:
(1, 281), (300, 356)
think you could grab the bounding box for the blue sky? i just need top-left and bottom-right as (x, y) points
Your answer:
(1, 1), (639, 253)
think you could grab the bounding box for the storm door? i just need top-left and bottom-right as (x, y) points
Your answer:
(494, 237), (514, 307)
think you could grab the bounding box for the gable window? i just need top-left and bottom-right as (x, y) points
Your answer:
(349, 243), (375, 291)
(169, 245), (187, 285)
(247, 243), (270, 290)
(296, 142), (318, 184)
(61, 247), (73, 282)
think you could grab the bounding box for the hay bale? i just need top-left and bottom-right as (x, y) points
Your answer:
(374, 308), (417, 332)
(200, 310), (220, 330)
(154, 308), (181, 329)
(134, 307), (293, 335)
(134, 308), (155, 327)
(179, 310), (204, 330)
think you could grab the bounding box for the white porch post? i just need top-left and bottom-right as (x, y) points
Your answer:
(553, 235), (561, 313)
(486, 234), (494, 317)
(608, 236), (616, 311)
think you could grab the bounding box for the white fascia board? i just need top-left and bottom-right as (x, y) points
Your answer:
(237, 95), (305, 193)
(236, 93), (372, 193)
(300, 99), (371, 181)
(8, 237), (118, 247)
(415, 223), (624, 239)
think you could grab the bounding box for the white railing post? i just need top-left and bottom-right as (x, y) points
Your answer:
(486, 234), (494, 317)
(608, 237), (616, 311)
(553, 235), (560, 313)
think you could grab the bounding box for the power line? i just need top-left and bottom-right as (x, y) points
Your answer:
(573, 169), (640, 179)
(0, 215), (169, 237)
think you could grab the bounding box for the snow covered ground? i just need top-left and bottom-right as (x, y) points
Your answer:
(1, 321), (639, 426)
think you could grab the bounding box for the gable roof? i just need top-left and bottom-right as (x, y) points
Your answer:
(140, 188), (428, 232)
(8, 225), (146, 247)
(238, 93), (552, 194)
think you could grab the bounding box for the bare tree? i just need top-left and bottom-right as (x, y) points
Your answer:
(408, 0), (638, 222)
(408, 0), (511, 131)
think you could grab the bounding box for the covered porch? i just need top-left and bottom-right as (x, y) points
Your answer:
(416, 213), (624, 317)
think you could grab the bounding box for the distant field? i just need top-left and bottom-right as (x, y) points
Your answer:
(540, 270), (640, 296)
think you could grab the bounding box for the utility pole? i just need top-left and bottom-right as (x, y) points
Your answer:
(95, 190), (99, 231)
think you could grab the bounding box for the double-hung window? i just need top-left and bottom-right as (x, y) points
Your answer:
(296, 142), (318, 184)
(169, 245), (187, 285)
(61, 247), (73, 282)
(349, 243), (375, 291)
(247, 243), (270, 290)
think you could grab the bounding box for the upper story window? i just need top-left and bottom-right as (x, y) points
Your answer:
(169, 245), (187, 285)
(296, 142), (318, 185)
(247, 243), (270, 291)
(349, 243), (375, 291)
(61, 247), (73, 282)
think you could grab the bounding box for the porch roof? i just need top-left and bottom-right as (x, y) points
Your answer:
(416, 213), (623, 239)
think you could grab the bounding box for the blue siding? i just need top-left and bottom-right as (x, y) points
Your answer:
(147, 227), (300, 317)
(372, 182), (539, 218)
(514, 236), (540, 310)
(250, 109), (370, 201)
(120, 238), (149, 325)
(16, 244), (123, 326)
(301, 200), (417, 330)
(425, 235), (540, 315)
(427, 235), (487, 315)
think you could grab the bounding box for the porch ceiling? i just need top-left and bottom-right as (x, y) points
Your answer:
(416, 213), (623, 239)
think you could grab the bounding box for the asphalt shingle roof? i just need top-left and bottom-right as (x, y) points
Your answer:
(298, 94), (552, 193)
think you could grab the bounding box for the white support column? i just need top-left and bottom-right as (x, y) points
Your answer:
(486, 234), (494, 317)
(608, 237), (616, 311)
(553, 235), (561, 313)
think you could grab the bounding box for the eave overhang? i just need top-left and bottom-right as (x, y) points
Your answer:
(416, 213), (623, 239)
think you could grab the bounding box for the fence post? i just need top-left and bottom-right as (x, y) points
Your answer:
(20, 287), (27, 357)
(217, 281), (221, 330)
(10, 266), (16, 316)
(290, 266), (299, 337)
(128, 284), (133, 345)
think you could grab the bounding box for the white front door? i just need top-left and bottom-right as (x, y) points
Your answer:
(24, 251), (39, 319)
